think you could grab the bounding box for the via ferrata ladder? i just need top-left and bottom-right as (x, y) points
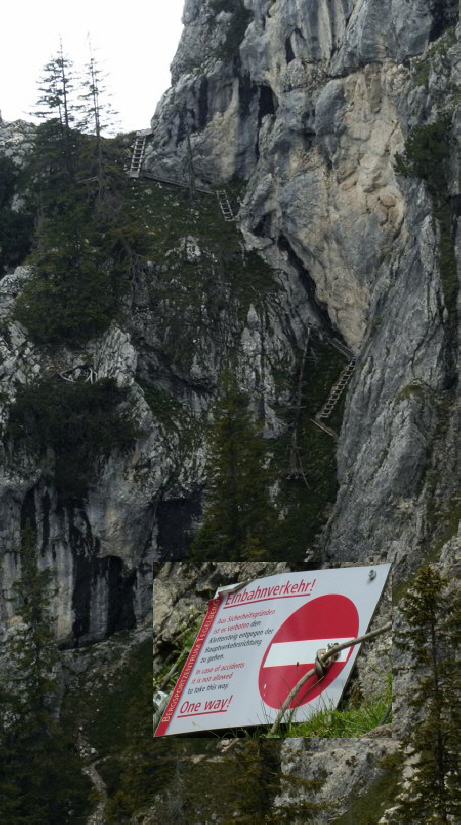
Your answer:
(316, 359), (356, 421)
(216, 189), (235, 221)
(129, 129), (152, 178)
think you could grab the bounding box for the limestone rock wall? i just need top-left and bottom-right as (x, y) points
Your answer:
(146, 0), (458, 578)
(0, 191), (314, 647)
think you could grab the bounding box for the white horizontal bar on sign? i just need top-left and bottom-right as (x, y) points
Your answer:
(263, 638), (353, 668)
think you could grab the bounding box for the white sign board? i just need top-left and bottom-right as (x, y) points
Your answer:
(154, 564), (391, 737)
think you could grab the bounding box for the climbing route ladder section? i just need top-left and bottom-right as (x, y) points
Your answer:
(129, 129), (152, 178)
(311, 356), (356, 439)
(127, 128), (233, 209)
(316, 359), (356, 421)
(216, 189), (235, 221)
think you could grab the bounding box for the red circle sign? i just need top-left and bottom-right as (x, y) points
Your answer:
(259, 594), (359, 709)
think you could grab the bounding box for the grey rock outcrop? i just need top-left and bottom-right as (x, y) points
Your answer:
(275, 737), (400, 822)
(321, 176), (456, 579)
(0, 119), (35, 166)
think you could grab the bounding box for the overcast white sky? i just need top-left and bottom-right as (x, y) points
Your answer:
(1, 1), (185, 133)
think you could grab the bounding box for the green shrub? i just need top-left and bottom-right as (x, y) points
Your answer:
(191, 370), (277, 561)
(411, 58), (430, 87)
(137, 378), (183, 432)
(0, 155), (17, 206)
(7, 377), (138, 499)
(429, 0), (458, 39)
(394, 117), (451, 187)
(394, 116), (457, 321)
(14, 264), (120, 345)
(0, 210), (34, 273)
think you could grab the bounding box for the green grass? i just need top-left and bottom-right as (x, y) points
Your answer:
(185, 676), (392, 740)
(394, 380), (428, 404)
(283, 673), (392, 738)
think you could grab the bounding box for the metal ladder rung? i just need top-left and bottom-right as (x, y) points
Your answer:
(217, 189), (235, 221)
(315, 358), (356, 422)
(129, 136), (148, 176)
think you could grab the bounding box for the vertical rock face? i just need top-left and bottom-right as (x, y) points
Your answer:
(0, 0), (458, 647)
(146, 0), (458, 576)
(0, 290), (153, 646)
(146, 0), (448, 350)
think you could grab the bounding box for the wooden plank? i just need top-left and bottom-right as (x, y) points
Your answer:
(310, 418), (339, 440)
(141, 171), (214, 195)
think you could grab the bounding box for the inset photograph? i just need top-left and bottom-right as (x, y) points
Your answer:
(153, 561), (392, 739)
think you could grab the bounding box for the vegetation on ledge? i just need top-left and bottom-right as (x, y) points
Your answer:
(9, 47), (150, 345)
(6, 377), (138, 500)
(394, 115), (457, 321)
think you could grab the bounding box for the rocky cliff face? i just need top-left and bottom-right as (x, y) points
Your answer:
(0, 0), (458, 677)
(0, 1), (458, 820)
(146, 0), (458, 578)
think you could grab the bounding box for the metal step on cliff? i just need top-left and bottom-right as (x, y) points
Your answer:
(216, 189), (235, 221)
(129, 129), (152, 178)
(310, 418), (339, 440)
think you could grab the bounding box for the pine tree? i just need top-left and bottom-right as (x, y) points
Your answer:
(394, 564), (460, 823)
(16, 46), (145, 345)
(0, 155), (34, 272)
(32, 41), (81, 193)
(77, 39), (120, 210)
(0, 524), (91, 822)
(192, 370), (277, 560)
(107, 738), (328, 822)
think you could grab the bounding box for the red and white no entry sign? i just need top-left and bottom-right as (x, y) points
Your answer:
(154, 564), (391, 736)
(259, 594), (359, 709)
